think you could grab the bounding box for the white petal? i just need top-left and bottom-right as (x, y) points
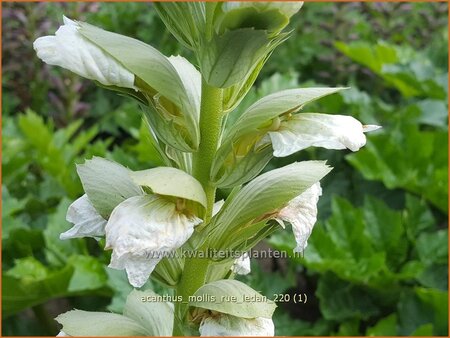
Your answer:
(33, 17), (134, 88)
(231, 253), (251, 275)
(105, 195), (201, 287)
(199, 315), (274, 336)
(56, 332), (69, 337)
(61, 194), (106, 240)
(276, 183), (322, 253)
(269, 113), (381, 157)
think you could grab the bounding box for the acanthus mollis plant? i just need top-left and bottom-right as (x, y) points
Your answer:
(34, 2), (380, 336)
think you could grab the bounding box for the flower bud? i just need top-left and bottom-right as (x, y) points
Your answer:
(33, 17), (134, 89)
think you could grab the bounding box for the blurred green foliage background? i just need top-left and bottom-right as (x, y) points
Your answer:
(2, 2), (448, 336)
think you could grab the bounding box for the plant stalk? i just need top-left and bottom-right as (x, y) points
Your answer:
(192, 78), (223, 223)
(173, 78), (223, 335)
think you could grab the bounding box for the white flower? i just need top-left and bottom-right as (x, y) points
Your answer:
(61, 194), (106, 240)
(56, 332), (69, 337)
(265, 113), (381, 157)
(275, 183), (322, 253)
(199, 314), (274, 336)
(105, 195), (201, 288)
(231, 253), (251, 275)
(33, 16), (134, 89)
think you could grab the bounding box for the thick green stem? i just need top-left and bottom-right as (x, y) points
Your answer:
(173, 79), (223, 336)
(192, 78), (223, 222)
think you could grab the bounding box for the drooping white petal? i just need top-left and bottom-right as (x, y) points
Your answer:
(105, 195), (201, 287)
(231, 253), (251, 275)
(268, 113), (381, 157)
(199, 315), (274, 336)
(61, 194), (106, 240)
(33, 16), (134, 88)
(276, 183), (322, 253)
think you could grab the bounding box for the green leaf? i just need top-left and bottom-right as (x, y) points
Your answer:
(363, 196), (407, 269)
(190, 279), (276, 319)
(347, 124), (448, 213)
(366, 314), (398, 336)
(403, 195), (436, 242)
(56, 310), (147, 336)
(415, 229), (448, 265)
(317, 273), (380, 321)
(123, 289), (174, 336)
(416, 289), (448, 335)
(106, 269), (134, 313)
(129, 120), (166, 167)
(43, 198), (79, 266)
(67, 255), (108, 292)
(411, 324), (434, 336)
(398, 288), (448, 336)
(1, 186), (29, 240)
(2, 264), (73, 317)
(6, 257), (48, 282)
(335, 41), (446, 99)
(130, 167), (207, 208)
(299, 196), (415, 287)
(76, 156), (143, 218)
(2, 255), (110, 317)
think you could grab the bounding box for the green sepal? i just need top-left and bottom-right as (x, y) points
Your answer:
(189, 279), (276, 319)
(208, 161), (332, 247)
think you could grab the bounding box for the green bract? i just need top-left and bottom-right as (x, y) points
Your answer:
(78, 22), (201, 152)
(76, 157), (143, 219)
(208, 161), (332, 252)
(155, 2), (302, 88)
(190, 279), (276, 319)
(56, 289), (174, 336)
